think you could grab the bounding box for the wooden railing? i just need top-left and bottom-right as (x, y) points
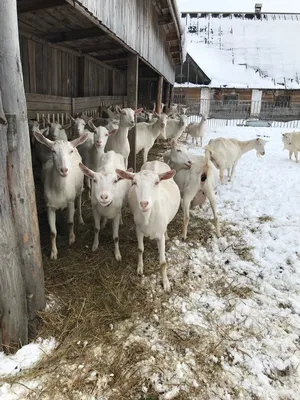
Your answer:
(26, 93), (127, 123)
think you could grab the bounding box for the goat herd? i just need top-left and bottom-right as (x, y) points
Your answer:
(29, 104), (269, 291)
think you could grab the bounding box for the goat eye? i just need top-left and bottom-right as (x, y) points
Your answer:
(106, 133), (109, 136)
(176, 150), (181, 153)
(132, 181), (136, 186)
(155, 181), (159, 185)
(52, 150), (56, 153)
(70, 150), (74, 154)
(93, 179), (96, 183)
(114, 179), (118, 183)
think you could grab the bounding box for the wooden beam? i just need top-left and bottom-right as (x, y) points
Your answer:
(96, 54), (128, 63)
(166, 33), (178, 41)
(81, 43), (122, 54)
(156, 75), (164, 113)
(127, 55), (139, 172)
(44, 27), (106, 43)
(170, 46), (180, 53)
(17, 0), (66, 14)
(158, 14), (173, 25)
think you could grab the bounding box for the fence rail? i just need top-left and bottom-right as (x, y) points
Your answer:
(174, 97), (300, 127)
(26, 93), (127, 124)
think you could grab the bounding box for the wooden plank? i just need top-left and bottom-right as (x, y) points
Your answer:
(127, 54), (139, 171)
(20, 36), (30, 93)
(27, 102), (72, 112)
(28, 39), (36, 93)
(164, 81), (171, 112)
(26, 93), (72, 104)
(45, 27), (106, 43)
(17, 0), (66, 14)
(52, 48), (58, 95)
(156, 75), (163, 113)
(78, 55), (85, 97)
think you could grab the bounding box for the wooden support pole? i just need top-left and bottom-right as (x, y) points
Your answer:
(164, 82), (171, 113)
(0, 0), (45, 351)
(156, 75), (163, 113)
(170, 84), (174, 106)
(127, 54), (139, 172)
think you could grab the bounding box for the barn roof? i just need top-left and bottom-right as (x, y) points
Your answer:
(176, 11), (300, 89)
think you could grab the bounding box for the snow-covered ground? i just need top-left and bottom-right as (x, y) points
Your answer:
(1, 124), (300, 399)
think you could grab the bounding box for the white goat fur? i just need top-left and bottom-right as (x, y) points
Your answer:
(116, 161), (180, 291)
(32, 131), (88, 260)
(205, 137), (266, 184)
(186, 116), (207, 146)
(136, 113), (168, 163)
(160, 114), (188, 141)
(79, 151), (131, 261)
(105, 106), (142, 168)
(282, 131), (300, 162)
(164, 139), (220, 239)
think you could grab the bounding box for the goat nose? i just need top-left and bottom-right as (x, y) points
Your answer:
(101, 193), (108, 200)
(188, 161), (192, 165)
(61, 167), (68, 174)
(140, 201), (149, 209)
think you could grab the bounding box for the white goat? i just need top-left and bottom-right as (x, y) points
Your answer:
(282, 131), (300, 162)
(186, 116), (207, 146)
(205, 137), (266, 184)
(164, 139), (220, 239)
(105, 106), (143, 168)
(32, 131), (88, 260)
(80, 120), (117, 195)
(161, 114), (188, 141)
(136, 113), (168, 163)
(79, 151), (131, 261)
(116, 161), (180, 292)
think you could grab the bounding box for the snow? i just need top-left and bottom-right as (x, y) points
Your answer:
(2, 124), (300, 399)
(177, 0), (300, 14)
(178, 8), (300, 88)
(0, 338), (56, 399)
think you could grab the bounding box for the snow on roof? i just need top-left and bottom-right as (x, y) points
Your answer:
(180, 12), (300, 89)
(177, 0), (300, 14)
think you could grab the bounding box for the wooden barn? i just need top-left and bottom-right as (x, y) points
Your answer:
(174, 6), (300, 121)
(18, 0), (183, 119)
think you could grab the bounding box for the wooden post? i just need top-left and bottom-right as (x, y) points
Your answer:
(164, 82), (171, 113)
(170, 84), (174, 106)
(0, 0), (45, 350)
(127, 54), (139, 172)
(156, 75), (163, 113)
(0, 93), (28, 352)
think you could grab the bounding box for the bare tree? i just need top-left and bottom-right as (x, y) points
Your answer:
(0, 0), (45, 352)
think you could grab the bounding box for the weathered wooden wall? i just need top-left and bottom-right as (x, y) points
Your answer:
(19, 35), (127, 98)
(76, 0), (176, 83)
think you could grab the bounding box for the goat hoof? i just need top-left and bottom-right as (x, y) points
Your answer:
(79, 218), (85, 225)
(92, 244), (99, 252)
(115, 253), (122, 262)
(163, 280), (171, 292)
(181, 236), (186, 242)
(137, 266), (143, 276)
(50, 251), (57, 260)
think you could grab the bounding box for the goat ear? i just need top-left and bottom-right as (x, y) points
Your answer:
(33, 130), (54, 149)
(108, 129), (117, 135)
(159, 169), (176, 181)
(88, 119), (97, 132)
(62, 123), (71, 130)
(41, 127), (50, 137)
(116, 169), (134, 180)
(71, 133), (88, 147)
(79, 162), (95, 179)
(134, 107), (143, 115)
(127, 168), (134, 172)
(115, 105), (122, 114)
(43, 116), (51, 127)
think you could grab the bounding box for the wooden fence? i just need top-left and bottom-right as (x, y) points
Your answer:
(26, 93), (127, 123)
